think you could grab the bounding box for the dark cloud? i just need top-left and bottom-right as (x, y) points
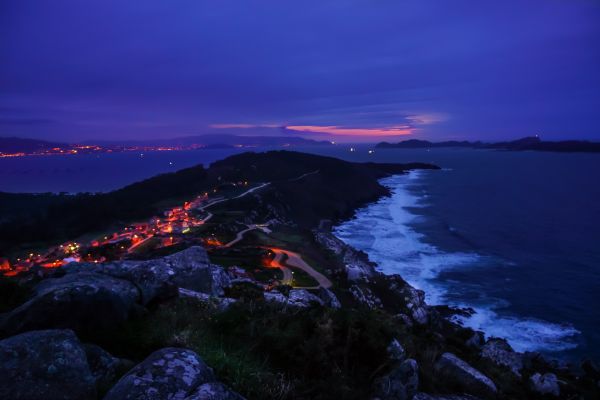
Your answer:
(1, 0), (599, 141)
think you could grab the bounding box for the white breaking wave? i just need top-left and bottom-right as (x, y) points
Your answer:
(334, 171), (580, 353)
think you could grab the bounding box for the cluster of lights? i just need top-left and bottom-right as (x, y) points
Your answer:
(4, 181), (251, 276)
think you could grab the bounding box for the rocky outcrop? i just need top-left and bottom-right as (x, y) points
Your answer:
(0, 272), (140, 336)
(313, 230), (376, 280)
(386, 277), (429, 325)
(66, 246), (230, 303)
(264, 289), (324, 308)
(104, 347), (244, 400)
(178, 288), (237, 311)
(434, 353), (497, 399)
(529, 372), (560, 397)
(373, 358), (419, 400)
(0, 247), (230, 336)
(185, 382), (245, 400)
(0, 329), (96, 400)
(480, 338), (523, 377)
(104, 348), (215, 400)
(350, 285), (383, 309)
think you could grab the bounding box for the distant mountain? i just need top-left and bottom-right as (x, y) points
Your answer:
(376, 139), (481, 149)
(376, 136), (600, 153)
(0, 137), (67, 153)
(85, 134), (332, 147)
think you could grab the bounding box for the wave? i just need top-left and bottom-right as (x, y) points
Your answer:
(334, 170), (580, 354)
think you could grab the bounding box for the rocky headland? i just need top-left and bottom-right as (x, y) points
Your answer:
(0, 151), (598, 399)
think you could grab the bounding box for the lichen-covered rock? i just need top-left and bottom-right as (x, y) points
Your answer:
(373, 358), (419, 400)
(104, 348), (215, 400)
(0, 272), (140, 335)
(481, 338), (523, 377)
(529, 372), (560, 397)
(434, 353), (497, 399)
(0, 329), (96, 400)
(184, 382), (245, 400)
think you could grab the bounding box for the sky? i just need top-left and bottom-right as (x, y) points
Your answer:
(1, 0), (599, 143)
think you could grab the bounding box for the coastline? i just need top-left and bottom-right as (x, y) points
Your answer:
(331, 170), (584, 359)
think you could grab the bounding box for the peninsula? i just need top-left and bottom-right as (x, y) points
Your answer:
(0, 151), (597, 400)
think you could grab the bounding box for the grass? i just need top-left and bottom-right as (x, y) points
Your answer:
(86, 297), (397, 400)
(288, 267), (318, 288)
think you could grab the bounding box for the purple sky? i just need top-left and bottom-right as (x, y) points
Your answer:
(1, 1), (599, 143)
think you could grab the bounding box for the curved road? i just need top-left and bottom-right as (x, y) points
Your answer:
(270, 248), (332, 289)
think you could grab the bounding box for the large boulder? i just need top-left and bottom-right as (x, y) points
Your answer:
(529, 372), (560, 397)
(67, 246), (230, 304)
(373, 359), (419, 400)
(0, 329), (96, 400)
(480, 338), (523, 377)
(434, 353), (497, 399)
(0, 272), (140, 336)
(185, 382), (245, 400)
(104, 348), (215, 400)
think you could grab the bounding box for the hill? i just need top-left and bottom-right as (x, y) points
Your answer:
(376, 136), (600, 152)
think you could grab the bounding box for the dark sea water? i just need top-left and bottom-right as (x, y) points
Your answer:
(325, 146), (600, 362)
(2, 145), (599, 361)
(0, 149), (249, 193)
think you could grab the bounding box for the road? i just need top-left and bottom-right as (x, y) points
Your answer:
(269, 247), (332, 289)
(200, 182), (271, 211)
(221, 221), (273, 248)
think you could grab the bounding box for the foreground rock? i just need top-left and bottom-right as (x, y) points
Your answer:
(529, 372), (560, 397)
(434, 353), (497, 399)
(0, 329), (96, 400)
(0, 247), (230, 336)
(67, 246), (231, 303)
(0, 272), (140, 336)
(104, 347), (243, 400)
(373, 358), (419, 400)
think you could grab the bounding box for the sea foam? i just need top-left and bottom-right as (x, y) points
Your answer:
(334, 171), (580, 354)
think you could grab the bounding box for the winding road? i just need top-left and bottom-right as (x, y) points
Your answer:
(269, 248), (332, 289)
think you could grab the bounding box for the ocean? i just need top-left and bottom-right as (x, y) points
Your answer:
(2, 145), (599, 361)
(329, 146), (600, 362)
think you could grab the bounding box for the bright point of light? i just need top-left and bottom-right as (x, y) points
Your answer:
(350, 147), (355, 152)
(368, 150), (374, 154)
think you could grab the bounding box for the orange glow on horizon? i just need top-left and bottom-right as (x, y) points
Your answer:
(284, 125), (414, 136)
